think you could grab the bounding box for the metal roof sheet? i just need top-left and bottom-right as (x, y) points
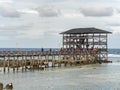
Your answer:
(60, 28), (112, 34)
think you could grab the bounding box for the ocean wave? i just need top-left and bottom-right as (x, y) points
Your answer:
(108, 54), (120, 57)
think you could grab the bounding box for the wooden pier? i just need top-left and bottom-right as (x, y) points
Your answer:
(0, 27), (112, 72)
(0, 49), (111, 72)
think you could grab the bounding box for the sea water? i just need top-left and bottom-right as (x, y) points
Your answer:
(0, 48), (120, 90)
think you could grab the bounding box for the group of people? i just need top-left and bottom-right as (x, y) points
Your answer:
(41, 48), (63, 54)
(40, 47), (98, 55)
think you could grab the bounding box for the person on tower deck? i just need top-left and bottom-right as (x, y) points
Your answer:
(94, 48), (98, 53)
(49, 48), (52, 55)
(91, 47), (98, 55)
(60, 48), (63, 54)
(91, 47), (94, 54)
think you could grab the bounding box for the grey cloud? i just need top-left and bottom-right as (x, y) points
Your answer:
(36, 6), (61, 17)
(0, 30), (17, 36)
(0, 6), (20, 18)
(0, 24), (32, 30)
(80, 7), (113, 17)
(117, 9), (120, 13)
(108, 23), (120, 26)
(0, 23), (33, 39)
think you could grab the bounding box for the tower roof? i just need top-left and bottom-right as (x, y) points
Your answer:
(60, 27), (112, 34)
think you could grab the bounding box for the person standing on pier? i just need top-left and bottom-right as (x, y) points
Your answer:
(49, 48), (52, 55)
(60, 48), (63, 54)
(41, 48), (44, 54)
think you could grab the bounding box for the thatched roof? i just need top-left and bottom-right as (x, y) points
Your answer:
(60, 28), (112, 34)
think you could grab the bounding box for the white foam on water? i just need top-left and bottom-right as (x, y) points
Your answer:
(108, 54), (120, 57)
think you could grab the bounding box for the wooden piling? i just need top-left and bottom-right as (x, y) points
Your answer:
(13, 56), (15, 72)
(7, 55), (10, 72)
(3, 56), (6, 72)
(21, 55), (24, 71)
(16, 57), (18, 71)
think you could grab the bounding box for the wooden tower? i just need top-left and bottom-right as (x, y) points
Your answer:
(60, 28), (111, 61)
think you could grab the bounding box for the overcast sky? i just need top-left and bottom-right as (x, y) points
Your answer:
(0, 0), (120, 48)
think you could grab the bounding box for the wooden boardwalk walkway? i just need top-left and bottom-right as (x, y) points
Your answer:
(0, 50), (112, 72)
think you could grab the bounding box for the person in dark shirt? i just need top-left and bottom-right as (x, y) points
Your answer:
(41, 48), (44, 53)
(49, 48), (52, 54)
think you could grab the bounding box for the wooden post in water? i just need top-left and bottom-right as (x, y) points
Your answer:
(47, 54), (49, 68)
(44, 54), (48, 68)
(52, 54), (55, 67)
(32, 52), (35, 70)
(38, 55), (40, 70)
(33, 54), (35, 70)
(21, 55), (24, 71)
(39, 54), (42, 68)
(25, 54), (27, 71)
(13, 56), (15, 72)
(3, 56), (6, 72)
(16, 56), (19, 71)
(7, 54), (10, 72)
(30, 55), (33, 70)
(58, 53), (61, 67)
